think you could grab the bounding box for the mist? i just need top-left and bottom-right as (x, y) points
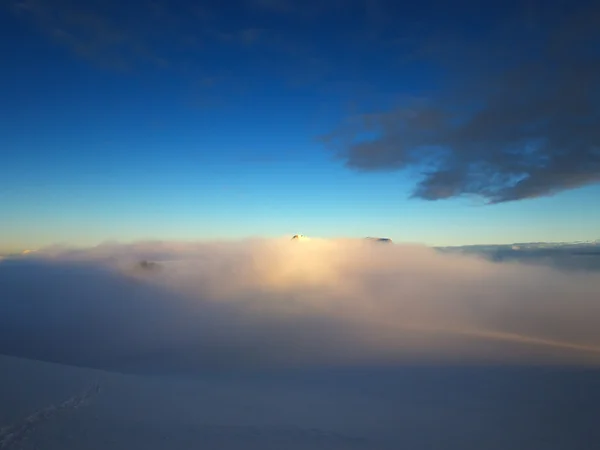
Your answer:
(2, 238), (600, 374)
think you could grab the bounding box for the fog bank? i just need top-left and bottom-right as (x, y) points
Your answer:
(1, 238), (600, 372)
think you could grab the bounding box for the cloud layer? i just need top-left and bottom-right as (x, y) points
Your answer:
(322, 1), (600, 203)
(2, 238), (600, 373)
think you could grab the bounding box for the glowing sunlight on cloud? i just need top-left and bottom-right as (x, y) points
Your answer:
(2, 237), (600, 372)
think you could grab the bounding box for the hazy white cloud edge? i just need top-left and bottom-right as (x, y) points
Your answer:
(2, 237), (600, 371)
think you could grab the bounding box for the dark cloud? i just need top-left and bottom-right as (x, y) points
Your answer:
(322, 1), (600, 203)
(8, 0), (600, 185)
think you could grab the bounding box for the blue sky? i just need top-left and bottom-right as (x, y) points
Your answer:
(1, 0), (599, 251)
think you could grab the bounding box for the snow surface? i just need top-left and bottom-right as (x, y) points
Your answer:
(2, 354), (600, 450)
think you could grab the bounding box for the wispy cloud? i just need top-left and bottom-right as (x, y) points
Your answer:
(247, 0), (298, 14)
(7, 0), (170, 69)
(246, 0), (346, 18)
(6, 0), (337, 91)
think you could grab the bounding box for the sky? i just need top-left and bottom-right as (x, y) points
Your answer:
(1, 0), (599, 252)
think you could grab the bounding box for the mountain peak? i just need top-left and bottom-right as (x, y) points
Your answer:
(291, 234), (310, 241)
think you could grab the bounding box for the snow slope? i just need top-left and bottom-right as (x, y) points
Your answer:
(2, 354), (600, 450)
